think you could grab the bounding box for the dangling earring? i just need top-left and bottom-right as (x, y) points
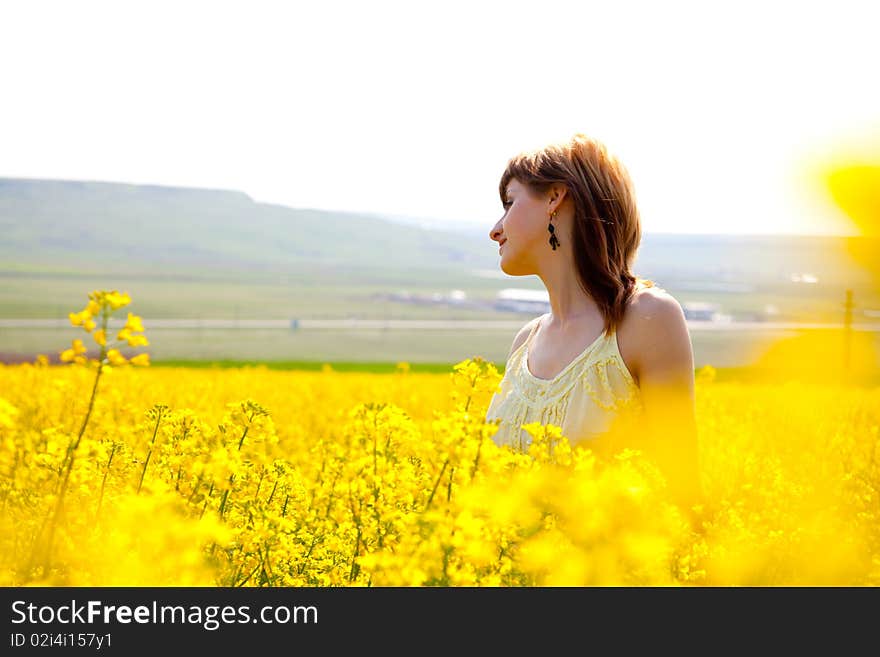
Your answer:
(548, 211), (560, 250)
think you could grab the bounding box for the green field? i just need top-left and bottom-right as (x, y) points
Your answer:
(1, 262), (877, 320)
(2, 252), (878, 378)
(5, 322), (879, 386)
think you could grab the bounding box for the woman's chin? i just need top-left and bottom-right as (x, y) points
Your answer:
(500, 259), (522, 276)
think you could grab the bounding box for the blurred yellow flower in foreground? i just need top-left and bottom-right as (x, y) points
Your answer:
(813, 133), (880, 293)
(826, 164), (880, 237)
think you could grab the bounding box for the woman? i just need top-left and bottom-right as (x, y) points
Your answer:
(485, 133), (701, 507)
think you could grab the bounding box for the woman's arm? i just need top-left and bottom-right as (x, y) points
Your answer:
(630, 291), (703, 511)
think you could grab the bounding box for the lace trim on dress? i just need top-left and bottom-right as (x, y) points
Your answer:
(487, 313), (644, 449)
(580, 355), (643, 413)
(517, 315), (619, 400)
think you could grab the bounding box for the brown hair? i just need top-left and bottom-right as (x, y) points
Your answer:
(499, 133), (654, 338)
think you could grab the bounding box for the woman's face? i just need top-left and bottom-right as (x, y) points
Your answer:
(489, 178), (553, 276)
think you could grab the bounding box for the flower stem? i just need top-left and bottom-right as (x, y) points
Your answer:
(41, 339), (106, 572)
(137, 411), (163, 494)
(95, 443), (118, 524)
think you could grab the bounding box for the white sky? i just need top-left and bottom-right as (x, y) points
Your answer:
(1, 0), (878, 236)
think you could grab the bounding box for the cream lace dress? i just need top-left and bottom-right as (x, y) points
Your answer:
(485, 312), (644, 450)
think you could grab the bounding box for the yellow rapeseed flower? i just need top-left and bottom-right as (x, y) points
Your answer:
(69, 310), (96, 330)
(93, 329), (106, 347)
(127, 334), (149, 348)
(0, 397), (20, 429)
(696, 365), (717, 385)
(124, 312), (144, 333)
(104, 291), (132, 310)
(6, 327), (880, 587)
(130, 353), (150, 367)
(107, 349), (128, 366)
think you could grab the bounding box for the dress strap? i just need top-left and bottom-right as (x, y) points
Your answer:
(511, 314), (544, 359)
(525, 313), (546, 345)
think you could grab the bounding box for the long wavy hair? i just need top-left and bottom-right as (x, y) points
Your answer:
(499, 133), (654, 338)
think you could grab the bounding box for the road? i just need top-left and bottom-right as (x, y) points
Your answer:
(2, 318), (879, 331)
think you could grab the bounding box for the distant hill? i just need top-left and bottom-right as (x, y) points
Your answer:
(0, 177), (492, 274)
(1, 177), (876, 299)
(633, 232), (876, 292)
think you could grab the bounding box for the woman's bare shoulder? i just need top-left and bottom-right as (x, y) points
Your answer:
(619, 282), (689, 381)
(627, 281), (679, 318)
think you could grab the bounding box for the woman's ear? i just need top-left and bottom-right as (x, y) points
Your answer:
(548, 184), (568, 214)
